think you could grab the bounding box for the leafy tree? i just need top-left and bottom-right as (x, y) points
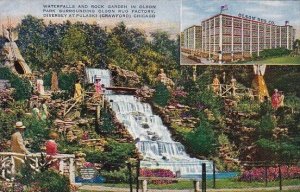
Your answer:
(106, 36), (137, 71)
(150, 31), (180, 77)
(111, 22), (146, 53)
(17, 15), (47, 70)
(58, 72), (77, 96)
(61, 25), (89, 65)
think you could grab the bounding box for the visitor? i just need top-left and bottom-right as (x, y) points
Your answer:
(157, 68), (167, 84)
(212, 74), (220, 94)
(41, 99), (49, 121)
(74, 79), (83, 102)
(66, 128), (77, 143)
(94, 78), (102, 99)
(82, 131), (89, 140)
(32, 104), (40, 119)
(279, 91), (285, 107)
(45, 132), (59, 170)
(230, 75), (237, 96)
(271, 89), (281, 110)
(11, 122), (30, 171)
(36, 78), (45, 95)
(45, 132), (59, 156)
(222, 71), (226, 84)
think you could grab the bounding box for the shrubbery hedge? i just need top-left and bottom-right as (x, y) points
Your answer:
(0, 67), (32, 100)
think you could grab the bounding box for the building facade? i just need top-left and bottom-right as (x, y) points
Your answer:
(182, 13), (295, 61)
(180, 32), (185, 47)
(183, 25), (202, 50)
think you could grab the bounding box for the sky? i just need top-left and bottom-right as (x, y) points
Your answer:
(0, 0), (180, 38)
(181, 0), (300, 39)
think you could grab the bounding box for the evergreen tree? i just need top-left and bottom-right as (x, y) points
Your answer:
(153, 83), (170, 107)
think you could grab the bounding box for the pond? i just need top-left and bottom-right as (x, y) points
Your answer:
(181, 172), (239, 179)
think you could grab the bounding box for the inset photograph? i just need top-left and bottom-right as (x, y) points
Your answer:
(181, 0), (300, 65)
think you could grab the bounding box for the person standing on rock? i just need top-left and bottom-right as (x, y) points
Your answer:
(94, 78), (102, 99)
(32, 104), (41, 120)
(212, 74), (220, 94)
(11, 122), (30, 171)
(41, 99), (49, 121)
(74, 79), (83, 102)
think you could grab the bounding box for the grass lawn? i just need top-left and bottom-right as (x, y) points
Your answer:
(255, 56), (300, 64)
(99, 178), (300, 190)
(80, 189), (300, 192)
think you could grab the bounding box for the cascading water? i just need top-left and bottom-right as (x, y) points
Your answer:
(92, 69), (213, 177)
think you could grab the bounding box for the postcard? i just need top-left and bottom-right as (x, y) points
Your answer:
(0, 0), (299, 192)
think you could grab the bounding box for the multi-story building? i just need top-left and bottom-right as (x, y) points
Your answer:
(182, 13), (295, 61)
(183, 25), (202, 50)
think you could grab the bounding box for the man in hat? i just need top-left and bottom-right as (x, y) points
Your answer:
(11, 121), (30, 171)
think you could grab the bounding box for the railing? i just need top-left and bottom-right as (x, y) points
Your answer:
(63, 97), (81, 117)
(0, 152), (76, 184)
(208, 84), (255, 98)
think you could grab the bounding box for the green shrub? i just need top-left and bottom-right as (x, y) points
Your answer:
(257, 114), (276, 138)
(98, 109), (116, 134)
(36, 170), (70, 192)
(259, 48), (291, 58)
(0, 104), (29, 141)
(101, 167), (133, 183)
(18, 158), (70, 192)
(51, 90), (70, 100)
(0, 109), (19, 141)
(153, 83), (170, 107)
(0, 68), (32, 100)
(84, 139), (135, 171)
(185, 118), (216, 156)
(237, 98), (260, 113)
(23, 117), (50, 152)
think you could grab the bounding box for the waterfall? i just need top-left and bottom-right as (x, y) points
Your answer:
(93, 69), (213, 177)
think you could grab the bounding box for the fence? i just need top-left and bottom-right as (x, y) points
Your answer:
(126, 160), (300, 192)
(0, 152), (75, 184)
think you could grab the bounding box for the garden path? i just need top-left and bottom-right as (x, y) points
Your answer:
(79, 184), (300, 192)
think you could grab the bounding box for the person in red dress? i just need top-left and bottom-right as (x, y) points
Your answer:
(271, 89), (281, 110)
(94, 78), (102, 97)
(45, 132), (59, 169)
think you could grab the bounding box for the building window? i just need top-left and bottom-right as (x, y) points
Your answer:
(234, 37), (242, 43)
(223, 36), (231, 43)
(234, 45), (242, 51)
(244, 30), (250, 36)
(243, 37), (250, 43)
(244, 44), (250, 51)
(252, 45), (258, 51)
(234, 28), (242, 35)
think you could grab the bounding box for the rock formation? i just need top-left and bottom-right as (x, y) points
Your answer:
(108, 64), (141, 87)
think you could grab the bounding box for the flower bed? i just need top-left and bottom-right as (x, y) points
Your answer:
(139, 168), (176, 184)
(240, 165), (300, 182)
